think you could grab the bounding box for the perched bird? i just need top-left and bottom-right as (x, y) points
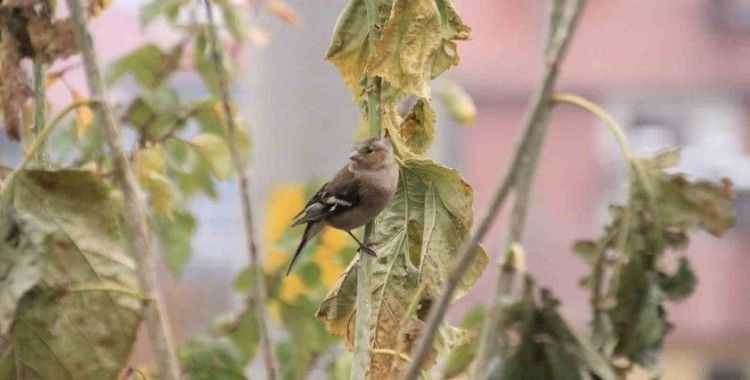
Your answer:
(287, 137), (400, 274)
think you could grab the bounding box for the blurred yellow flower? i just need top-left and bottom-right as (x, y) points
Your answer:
(263, 247), (288, 273)
(280, 274), (305, 303)
(319, 261), (344, 287)
(265, 184), (304, 243)
(320, 227), (352, 251)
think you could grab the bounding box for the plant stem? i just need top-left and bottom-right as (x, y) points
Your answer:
(64, 1), (181, 379)
(352, 0), (383, 379)
(32, 61), (48, 166)
(202, 1), (279, 379)
(401, 1), (587, 379)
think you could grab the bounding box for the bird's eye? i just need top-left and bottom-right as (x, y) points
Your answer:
(360, 147), (373, 154)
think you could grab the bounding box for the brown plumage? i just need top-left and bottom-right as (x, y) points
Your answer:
(288, 138), (400, 274)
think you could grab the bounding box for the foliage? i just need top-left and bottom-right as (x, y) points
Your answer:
(0, 171), (141, 380)
(573, 149), (734, 374)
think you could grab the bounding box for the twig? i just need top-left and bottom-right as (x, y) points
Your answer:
(202, 1), (279, 379)
(64, 1), (182, 379)
(401, 1), (587, 379)
(1, 99), (100, 197)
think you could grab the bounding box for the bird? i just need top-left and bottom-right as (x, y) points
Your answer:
(287, 137), (400, 275)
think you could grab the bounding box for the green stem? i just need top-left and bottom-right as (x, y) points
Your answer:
(32, 61), (49, 165)
(1, 100), (100, 197)
(69, 283), (147, 300)
(353, 0), (383, 379)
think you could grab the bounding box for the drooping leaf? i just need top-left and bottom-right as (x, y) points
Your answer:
(26, 17), (78, 63)
(573, 149), (735, 372)
(441, 305), (485, 379)
(317, 159), (487, 377)
(192, 133), (233, 180)
(0, 170), (141, 380)
(326, 0), (393, 99)
(397, 98), (436, 155)
(494, 278), (617, 380)
(366, 0), (442, 99)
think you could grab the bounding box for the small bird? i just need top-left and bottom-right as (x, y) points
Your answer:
(287, 137), (400, 274)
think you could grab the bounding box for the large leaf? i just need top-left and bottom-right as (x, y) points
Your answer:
(0, 170), (141, 380)
(317, 159), (487, 377)
(364, 0), (469, 99)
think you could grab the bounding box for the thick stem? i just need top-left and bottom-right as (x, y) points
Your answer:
(202, 1), (280, 379)
(64, 1), (181, 379)
(401, 2), (587, 379)
(352, 0), (384, 378)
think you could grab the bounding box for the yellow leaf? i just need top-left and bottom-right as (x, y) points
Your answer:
(45, 71), (63, 87)
(266, 0), (301, 26)
(72, 92), (94, 138)
(320, 227), (352, 252)
(438, 82), (476, 126)
(264, 184), (304, 243)
(325, 0), (372, 99)
(134, 145), (175, 219)
(191, 133), (232, 180)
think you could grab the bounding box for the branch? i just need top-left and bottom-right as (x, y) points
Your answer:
(401, 1), (587, 379)
(474, 2), (587, 377)
(202, 1), (280, 379)
(352, 0), (384, 378)
(64, 1), (182, 379)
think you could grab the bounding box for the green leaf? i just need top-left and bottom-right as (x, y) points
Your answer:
(441, 306), (485, 379)
(192, 133), (233, 180)
(0, 170), (141, 380)
(107, 43), (182, 88)
(139, 0), (185, 26)
(659, 257), (696, 302)
(397, 98), (436, 155)
(496, 279), (617, 380)
(317, 159), (486, 377)
(135, 145), (177, 219)
(180, 336), (246, 380)
(155, 208), (196, 276)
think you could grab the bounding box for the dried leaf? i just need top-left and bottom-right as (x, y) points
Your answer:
(0, 27), (32, 141)
(397, 98), (436, 155)
(366, 0), (442, 98)
(26, 17), (78, 63)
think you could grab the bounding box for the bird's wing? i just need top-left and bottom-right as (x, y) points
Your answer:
(292, 166), (359, 226)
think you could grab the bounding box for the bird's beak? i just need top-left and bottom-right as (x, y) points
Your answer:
(349, 152), (361, 162)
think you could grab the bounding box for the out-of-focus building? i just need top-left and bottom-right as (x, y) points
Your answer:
(454, 1), (750, 379)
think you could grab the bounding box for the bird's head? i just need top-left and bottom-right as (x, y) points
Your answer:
(348, 137), (393, 171)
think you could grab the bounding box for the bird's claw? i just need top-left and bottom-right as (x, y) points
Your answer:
(358, 244), (377, 257)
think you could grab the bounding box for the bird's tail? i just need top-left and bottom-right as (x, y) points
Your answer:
(287, 222), (322, 275)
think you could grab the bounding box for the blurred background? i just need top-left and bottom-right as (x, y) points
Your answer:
(2, 1), (750, 379)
